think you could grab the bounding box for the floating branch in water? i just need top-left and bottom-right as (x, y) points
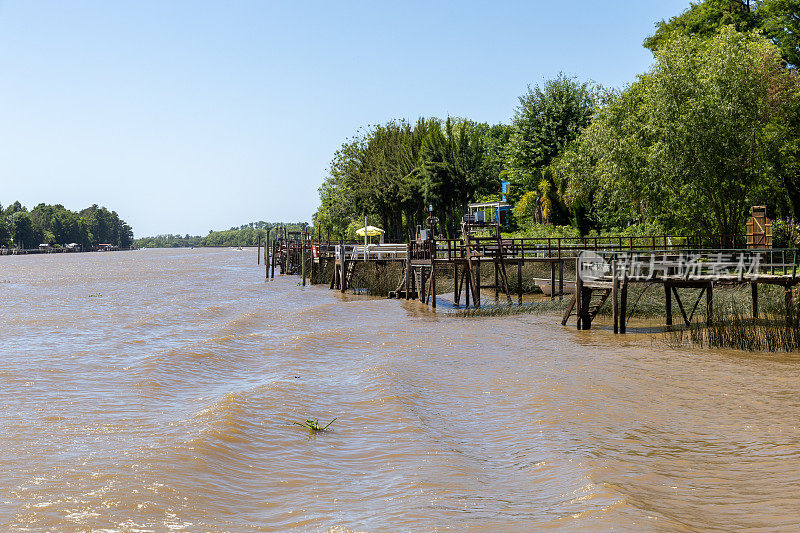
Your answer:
(293, 418), (337, 431)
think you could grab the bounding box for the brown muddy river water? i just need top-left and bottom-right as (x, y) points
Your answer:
(2, 248), (800, 532)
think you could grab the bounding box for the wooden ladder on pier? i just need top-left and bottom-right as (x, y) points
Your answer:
(561, 288), (612, 326)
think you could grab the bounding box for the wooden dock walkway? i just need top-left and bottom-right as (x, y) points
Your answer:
(258, 227), (799, 334)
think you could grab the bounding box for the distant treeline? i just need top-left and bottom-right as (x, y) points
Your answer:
(134, 222), (310, 248)
(0, 201), (134, 249)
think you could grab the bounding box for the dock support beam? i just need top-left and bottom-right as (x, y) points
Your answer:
(665, 282), (673, 329)
(620, 275), (628, 334)
(612, 260), (619, 334)
(706, 283), (713, 326)
(575, 264), (585, 330)
(301, 243), (306, 286)
(752, 282), (758, 319)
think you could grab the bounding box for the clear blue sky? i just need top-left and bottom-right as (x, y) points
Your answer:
(0, 0), (689, 237)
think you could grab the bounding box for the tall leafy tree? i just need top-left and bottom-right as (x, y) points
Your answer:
(557, 28), (800, 241)
(645, 0), (800, 67)
(421, 118), (496, 236)
(505, 74), (598, 224)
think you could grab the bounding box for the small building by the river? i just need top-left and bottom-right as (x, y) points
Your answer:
(466, 201), (512, 227)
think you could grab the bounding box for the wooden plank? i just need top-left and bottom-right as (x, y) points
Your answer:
(561, 293), (577, 326)
(672, 286), (690, 327)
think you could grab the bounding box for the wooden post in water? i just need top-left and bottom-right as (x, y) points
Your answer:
(620, 274), (628, 334)
(431, 241), (437, 309)
(475, 260), (481, 308)
(550, 261), (556, 301)
(301, 240), (307, 286)
(271, 240), (276, 279)
(405, 241), (412, 300)
(454, 263), (460, 306)
(559, 259), (564, 300)
(517, 260), (523, 305)
(575, 259), (584, 330)
(665, 282), (673, 329)
(264, 234), (269, 279)
(706, 283), (714, 326)
(752, 282), (759, 319)
(612, 259), (619, 334)
(340, 244), (347, 293)
(465, 268), (471, 308)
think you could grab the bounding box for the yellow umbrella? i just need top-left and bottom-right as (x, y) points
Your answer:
(356, 226), (384, 237)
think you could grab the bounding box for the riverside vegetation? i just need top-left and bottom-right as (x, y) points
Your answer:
(0, 201), (133, 250)
(309, 0), (800, 352)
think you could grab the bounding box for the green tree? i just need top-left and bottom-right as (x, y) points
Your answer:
(9, 211), (37, 249)
(420, 118), (496, 236)
(645, 0), (800, 67)
(505, 74), (598, 224)
(0, 216), (10, 246)
(557, 28), (800, 241)
(644, 0), (758, 52)
(759, 0), (800, 66)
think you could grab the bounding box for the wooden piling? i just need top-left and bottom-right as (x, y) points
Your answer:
(301, 242), (307, 286)
(340, 245), (347, 293)
(706, 283), (713, 326)
(517, 260), (523, 305)
(270, 240), (276, 279)
(454, 263), (460, 306)
(431, 256), (437, 309)
(405, 242), (411, 300)
(612, 259), (619, 334)
(475, 260), (481, 308)
(665, 282), (673, 329)
(575, 262), (584, 330)
(752, 282), (758, 319)
(620, 275), (628, 334)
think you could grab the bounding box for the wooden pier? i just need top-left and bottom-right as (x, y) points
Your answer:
(259, 222), (799, 334)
